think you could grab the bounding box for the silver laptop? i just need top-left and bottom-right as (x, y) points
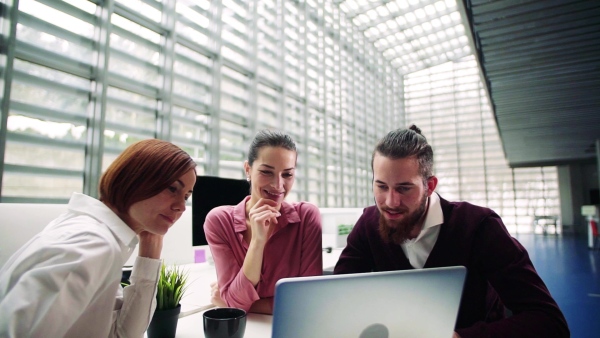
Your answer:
(272, 266), (467, 338)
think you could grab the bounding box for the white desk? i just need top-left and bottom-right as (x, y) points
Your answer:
(168, 249), (342, 337)
(176, 311), (272, 338)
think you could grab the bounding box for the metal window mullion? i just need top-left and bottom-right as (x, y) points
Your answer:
(110, 48), (161, 73)
(113, 2), (165, 35)
(106, 96), (156, 116)
(333, 5), (344, 206)
(277, 0), (286, 132)
(18, 11), (95, 48)
(316, 1), (329, 206)
(171, 92), (209, 109)
(478, 80), (490, 204)
(170, 115), (208, 131)
(361, 32), (371, 205)
(3, 196), (70, 203)
(218, 160), (241, 172)
(0, 0), (19, 201)
(7, 131), (86, 150)
(13, 70), (90, 97)
(84, 0), (114, 198)
(223, 17), (250, 41)
(171, 135), (206, 150)
(292, 0), (306, 201)
(5, 163), (82, 178)
(221, 57), (252, 79)
(374, 51), (383, 140)
(105, 120), (154, 138)
(175, 53), (211, 76)
(295, 0), (308, 201)
(257, 76), (282, 94)
(106, 72), (158, 98)
(348, 17), (359, 207)
(220, 90), (249, 108)
(244, 0), (257, 151)
(377, 59), (383, 139)
(137, 0), (162, 11)
(257, 26), (278, 44)
(35, 0), (96, 25)
(171, 94), (210, 113)
(221, 39), (248, 58)
(217, 123), (247, 139)
(451, 65), (463, 201)
(172, 71), (211, 92)
(156, 0), (177, 141)
(110, 25), (162, 52)
(220, 108), (248, 127)
(175, 15), (213, 46)
(9, 101), (87, 125)
(14, 41), (93, 79)
(221, 71), (250, 92)
(207, 0), (224, 176)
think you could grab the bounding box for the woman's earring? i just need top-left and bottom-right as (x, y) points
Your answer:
(246, 176), (250, 182)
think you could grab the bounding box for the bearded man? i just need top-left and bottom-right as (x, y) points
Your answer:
(333, 125), (569, 338)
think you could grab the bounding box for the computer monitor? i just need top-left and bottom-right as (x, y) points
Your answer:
(192, 176), (250, 246)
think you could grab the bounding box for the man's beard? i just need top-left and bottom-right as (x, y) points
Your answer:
(378, 192), (429, 245)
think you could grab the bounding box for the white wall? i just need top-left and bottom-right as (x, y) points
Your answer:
(0, 204), (197, 267)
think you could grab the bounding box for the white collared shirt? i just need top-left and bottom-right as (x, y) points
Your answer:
(399, 192), (444, 269)
(0, 193), (161, 338)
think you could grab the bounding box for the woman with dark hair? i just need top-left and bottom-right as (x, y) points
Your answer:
(205, 129), (322, 314)
(0, 139), (197, 337)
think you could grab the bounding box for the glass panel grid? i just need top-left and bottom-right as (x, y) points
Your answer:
(1, 0), (560, 228)
(405, 57), (560, 233)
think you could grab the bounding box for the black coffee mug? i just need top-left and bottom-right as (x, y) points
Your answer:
(203, 307), (247, 338)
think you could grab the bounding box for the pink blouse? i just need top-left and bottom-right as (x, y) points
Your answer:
(204, 196), (323, 312)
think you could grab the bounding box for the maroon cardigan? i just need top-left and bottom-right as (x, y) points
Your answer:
(334, 196), (569, 338)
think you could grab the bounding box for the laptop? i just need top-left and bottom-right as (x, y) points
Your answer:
(272, 266), (467, 338)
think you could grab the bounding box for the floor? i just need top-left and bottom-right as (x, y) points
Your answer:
(514, 233), (600, 338)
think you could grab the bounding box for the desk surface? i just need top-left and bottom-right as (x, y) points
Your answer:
(154, 249), (342, 337)
(176, 312), (273, 338)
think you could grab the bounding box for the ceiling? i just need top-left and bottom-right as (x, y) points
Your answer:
(337, 0), (600, 168)
(461, 0), (600, 168)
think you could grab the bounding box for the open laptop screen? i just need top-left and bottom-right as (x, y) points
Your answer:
(272, 266), (467, 338)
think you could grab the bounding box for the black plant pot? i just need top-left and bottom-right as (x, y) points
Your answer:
(147, 304), (181, 338)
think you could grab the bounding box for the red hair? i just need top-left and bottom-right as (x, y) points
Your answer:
(99, 139), (196, 213)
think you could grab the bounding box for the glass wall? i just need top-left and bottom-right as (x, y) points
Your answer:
(405, 58), (560, 233)
(0, 0), (401, 206)
(0, 0), (560, 233)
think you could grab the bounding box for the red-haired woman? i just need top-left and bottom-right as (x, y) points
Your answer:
(0, 139), (196, 337)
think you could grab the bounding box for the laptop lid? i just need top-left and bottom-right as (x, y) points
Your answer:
(272, 266), (467, 338)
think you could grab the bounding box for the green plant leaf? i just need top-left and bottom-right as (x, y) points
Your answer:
(155, 262), (189, 310)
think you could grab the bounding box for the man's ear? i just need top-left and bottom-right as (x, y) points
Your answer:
(426, 176), (438, 196)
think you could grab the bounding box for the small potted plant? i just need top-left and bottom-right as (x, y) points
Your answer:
(147, 263), (189, 338)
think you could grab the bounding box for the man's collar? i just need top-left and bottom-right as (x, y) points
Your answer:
(423, 192), (443, 229)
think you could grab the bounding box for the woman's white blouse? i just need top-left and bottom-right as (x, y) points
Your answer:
(0, 193), (161, 338)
